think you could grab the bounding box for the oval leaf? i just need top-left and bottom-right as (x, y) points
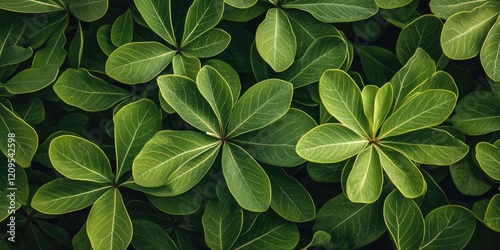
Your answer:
(202, 201), (243, 250)
(134, 0), (176, 46)
(181, 0), (224, 47)
(282, 0), (378, 23)
(4, 64), (58, 94)
(481, 15), (500, 81)
(0, 0), (64, 13)
(131, 220), (178, 250)
(183, 28), (231, 58)
(346, 146), (383, 203)
(70, 0), (108, 22)
(451, 91), (500, 135)
(475, 142), (500, 181)
(147, 189), (202, 216)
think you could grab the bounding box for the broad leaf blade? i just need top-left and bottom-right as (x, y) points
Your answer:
(475, 142), (500, 181)
(111, 9), (133, 47)
(183, 28), (231, 58)
(484, 194), (500, 232)
(481, 15), (500, 81)
(172, 54), (201, 80)
(202, 201), (243, 250)
(131, 220), (178, 250)
(147, 188), (202, 215)
(70, 0), (108, 22)
(430, 0), (489, 19)
(134, 0), (177, 46)
(0, 0), (64, 13)
(357, 46), (401, 86)
(451, 91), (500, 135)
(346, 146), (383, 203)
(282, 0), (378, 23)
(181, 0), (224, 47)
(4, 64), (58, 94)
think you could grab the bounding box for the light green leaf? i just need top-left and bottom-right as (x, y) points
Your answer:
(105, 42), (175, 84)
(441, 3), (499, 60)
(87, 188), (132, 250)
(476, 142), (500, 181)
(131, 220), (178, 250)
(54, 68), (131, 112)
(225, 0), (256, 8)
(114, 99), (162, 179)
(226, 79), (293, 138)
(362, 83), (393, 136)
(376, 0), (412, 9)
(172, 54), (200, 80)
(379, 90), (457, 139)
(377, 146), (426, 198)
(451, 91), (500, 135)
(255, 8), (296, 72)
(181, 0), (224, 47)
(0, 103), (38, 168)
(300, 231), (331, 250)
(132, 130), (220, 188)
(222, 142), (271, 212)
(73, 224), (92, 250)
(384, 190), (425, 250)
(279, 36), (348, 88)
(319, 69), (370, 137)
(481, 15), (500, 81)
(204, 59), (241, 107)
(4, 64), (58, 94)
(183, 28), (231, 58)
(421, 205), (476, 249)
(158, 74), (220, 135)
(111, 9), (133, 47)
(49, 135), (114, 183)
(296, 124), (368, 163)
(32, 16), (68, 68)
(147, 188), (202, 215)
(484, 194), (500, 232)
(134, 0), (176, 46)
(430, 0), (490, 19)
(346, 146), (383, 203)
(97, 25), (116, 56)
(397, 15), (444, 64)
(404, 71), (459, 102)
(0, 0), (64, 13)
(233, 212), (299, 249)
(282, 0), (378, 23)
(232, 108), (317, 167)
(32, 179), (109, 214)
(70, 0), (108, 22)
(202, 200), (243, 250)
(267, 167), (316, 222)
(223, 1), (268, 22)
(357, 46), (401, 86)
(361, 85), (379, 133)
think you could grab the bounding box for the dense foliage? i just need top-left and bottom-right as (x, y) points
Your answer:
(0, 0), (499, 249)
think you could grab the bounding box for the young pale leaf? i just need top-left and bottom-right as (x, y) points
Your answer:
(111, 9), (133, 47)
(202, 201), (243, 250)
(451, 91), (500, 135)
(476, 142), (500, 181)
(396, 15), (443, 64)
(181, 0), (224, 47)
(361, 85), (378, 133)
(183, 28), (231, 58)
(70, 0), (108, 22)
(0, 0), (64, 13)
(484, 194), (500, 232)
(481, 15), (500, 81)
(233, 212), (299, 249)
(134, 0), (176, 46)
(87, 188), (132, 250)
(233, 108), (317, 167)
(133, 130), (220, 188)
(32, 179), (109, 214)
(378, 90), (457, 139)
(267, 167), (316, 222)
(226, 79), (292, 138)
(0, 103), (38, 168)
(300, 231), (331, 250)
(375, 0), (412, 9)
(54, 68), (131, 112)
(296, 124), (368, 163)
(49, 135), (114, 183)
(114, 99), (162, 179)
(4, 64), (58, 94)
(346, 146), (383, 203)
(147, 188), (202, 215)
(384, 190), (425, 250)
(255, 8), (296, 72)
(279, 36), (348, 88)
(131, 220), (178, 250)
(319, 69), (370, 137)
(106, 42), (175, 84)
(282, 0), (378, 23)
(158, 75), (220, 135)
(357, 46), (401, 86)
(377, 146), (426, 198)
(172, 54), (200, 80)
(314, 193), (386, 249)
(441, 3), (499, 59)
(421, 205), (476, 249)
(222, 142), (271, 212)
(429, 0), (489, 19)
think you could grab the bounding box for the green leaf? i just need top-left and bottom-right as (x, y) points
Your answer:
(225, 0), (256, 8)
(131, 220), (178, 250)
(54, 68), (131, 112)
(417, 169), (449, 216)
(404, 71), (459, 102)
(111, 9), (133, 47)
(296, 124), (368, 163)
(481, 15), (500, 81)
(476, 142), (500, 181)
(14, 97), (45, 126)
(484, 194), (500, 232)
(133, 130), (220, 189)
(429, 0), (490, 19)
(0, 45), (33, 67)
(346, 146), (383, 203)
(158, 74), (220, 135)
(233, 212), (299, 249)
(32, 16), (68, 68)
(362, 83), (393, 136)
(314, 193), (386, 249)
(183, 28), (231, 58)
(70, 0), (108, 22)
(36, 220), (72, 246)
(376, 0), (412, 9)
(282, 0), (378, 23)
(0, 0), (64, 13)
(68, 21), (83, 68)
(226, 79), (293, 138)
(452, 91), (500, 135)
(114, 99), (162, 178)
(377, 146), (426, 198)
(87, 188), (132, 250)
(421, 205), (476, 249)
(441, 3), (499, 59)
(73, 224), (92, 250)
(97, 24), (116, 56)
(300, 231), (331, 250)
(307, 160), (348, 183)
(4, 64), (58, 94)
(450, 156), (492, 196)
(267, 167), (316, 222)
(202, 200), (243, 250)
(233, 108), (317, 167)
(147, 188), (202, 215)
(105, 42), (175, 84)
(279, 36), (348, 88)
(379, 90), (457, 139)
(172, 54), (200, 80)
(32, 179), (109, 214)
(181, 0), (224, 47)
(223, 1), (268, 22)
(319, 69), (370, 137)
(204, 59), (241, 107)
(0, 103), (38, 168)
(357, 46), (401, 86)
(134, 0), (176, 46)
(49, 135), (114, 183)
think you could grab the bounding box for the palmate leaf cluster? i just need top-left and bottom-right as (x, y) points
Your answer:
(0, 0), (499, 249)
